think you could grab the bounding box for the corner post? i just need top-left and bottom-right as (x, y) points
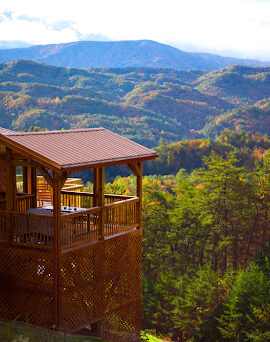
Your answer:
(98, 167), (105, 240)
(93, 168), (99, 207)
(136, 161), (143, 229)
(6, 148), (16, 244)
(52, 172), (62, 329)
(31, 167), (37, 208)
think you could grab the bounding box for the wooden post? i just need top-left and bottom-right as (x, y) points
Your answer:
(52, 172), (62, 329)
(93, 168), (99, 207)
(136, 161), (143, 229)
(31, 167), (37, 208)
(98, 167), (105, 240)
(23, 167), (28, 194)
(6, 148), (16, 243)
(27, 166), (32, 193)
(97, 167), (105, 339)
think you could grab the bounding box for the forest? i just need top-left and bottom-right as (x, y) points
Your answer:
(83, 132), (270, 341)
(2, 60), (270, 147)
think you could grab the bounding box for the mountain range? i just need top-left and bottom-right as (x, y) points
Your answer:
(1, 60), (270, 147)
(0, 40), (269, 71)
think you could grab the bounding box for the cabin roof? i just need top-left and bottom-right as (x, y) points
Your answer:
(0, 128), (158, 171)
(0, 127), (14, 134)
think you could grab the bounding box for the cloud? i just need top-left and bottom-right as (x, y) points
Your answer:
(1, 0), (270, 60)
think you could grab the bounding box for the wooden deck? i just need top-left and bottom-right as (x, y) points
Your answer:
(0, 191), (139, 250)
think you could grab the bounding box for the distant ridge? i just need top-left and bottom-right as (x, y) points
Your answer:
(0, 40), (269, 71)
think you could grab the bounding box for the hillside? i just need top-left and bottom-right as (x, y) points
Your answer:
(0, 40), (269, 71)
(202, 99), (270, 137)
(195, 65), (270, 105)
(1, 60), (270, 146)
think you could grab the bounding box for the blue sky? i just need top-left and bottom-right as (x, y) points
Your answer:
(1, 0), (270, 60)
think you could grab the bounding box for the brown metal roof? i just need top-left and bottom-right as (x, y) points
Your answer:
(0, 128), (158, 171)
(0, 127), (14, 134)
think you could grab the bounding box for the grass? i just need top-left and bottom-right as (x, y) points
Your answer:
(0, 319), (101, 342)
(146, 334), (164, 342)
(0, 319), (165, 342)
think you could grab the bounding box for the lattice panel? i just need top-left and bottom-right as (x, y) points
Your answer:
(0, 247), (54, 328)
(59, 229), (142, 340)
(103, 300), (141, 342)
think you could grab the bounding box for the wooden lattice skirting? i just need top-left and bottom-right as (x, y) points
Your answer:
(0, 229), (142, 342)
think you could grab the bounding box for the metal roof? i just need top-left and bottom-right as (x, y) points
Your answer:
(0, 128), (158, 171)
(0, 127), (14, 134)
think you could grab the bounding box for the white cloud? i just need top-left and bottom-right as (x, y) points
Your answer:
(1, 0), (270, 59)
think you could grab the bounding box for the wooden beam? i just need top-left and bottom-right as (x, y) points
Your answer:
(37, 167), (53, 188)
(98, 167), (105, 240)
(52, 172), (62, 329)
(60, 171), (69, 189)
(127, 161), (140, 177)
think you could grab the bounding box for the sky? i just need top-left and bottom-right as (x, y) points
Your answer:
(1, 0), (270, 60)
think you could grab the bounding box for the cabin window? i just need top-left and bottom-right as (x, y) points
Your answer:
(16, 166), (24, 193)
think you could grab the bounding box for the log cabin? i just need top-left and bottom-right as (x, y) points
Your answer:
(0, 127), (158, 341)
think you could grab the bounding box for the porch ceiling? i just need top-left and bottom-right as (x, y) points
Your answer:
(0, 128), (158, 172)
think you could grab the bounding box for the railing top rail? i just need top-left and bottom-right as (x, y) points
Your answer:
(105, 194), (136, 199)
(10, 211), (54, 219)
(60, 190), (136, 200)
(16, 194), (34, 199)
(104, 197), (139, 209)
(61, 190), (94, 196)
(62, 206), (101, 219)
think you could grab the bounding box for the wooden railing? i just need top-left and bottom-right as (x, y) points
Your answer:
(16, 194), (35, 212)
(1, 193), (140, 249)
(11, 211), (53, 248)
(61, 191), (94, 209)
(104, 197), (139, 236)
(61, 190), (134, 208)
(61, 207), (101, 249)
(0, 194), (35, 213)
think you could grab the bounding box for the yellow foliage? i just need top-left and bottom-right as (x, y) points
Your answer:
(142, 178), (149, 186)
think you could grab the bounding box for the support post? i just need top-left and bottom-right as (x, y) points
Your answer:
(31, 167), (37, 208)
(52, 172), (62, 329)
(6, 148), (16, 243)
(23, 167), (28, 193)
(98, 167), (105, 240)
(27, 166), (32, 194)
(93, 168), (99, 207)
(136, 161), (143, 229)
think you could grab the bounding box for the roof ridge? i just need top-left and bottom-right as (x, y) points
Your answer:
(6, 127), (105, 136)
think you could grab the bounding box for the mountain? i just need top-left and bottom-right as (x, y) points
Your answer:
(1, 60), (270, 147)
(0, 40), (269, 71)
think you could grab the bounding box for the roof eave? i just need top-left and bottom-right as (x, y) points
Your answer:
(0, 134), (62, 172)
(60, 153), (159, 172)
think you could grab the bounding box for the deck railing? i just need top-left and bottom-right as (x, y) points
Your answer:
(61, 190), (134, 208)
(105, 197), (139, 236)
(16, 194), (35, 212)
(11, 211), (53, 248)
(61, 207), (101, 249)
(0, 194), (35, 212)
(0, 193), (140, 249)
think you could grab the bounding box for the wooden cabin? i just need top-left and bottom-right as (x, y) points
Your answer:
(0, 128), (158, 341)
